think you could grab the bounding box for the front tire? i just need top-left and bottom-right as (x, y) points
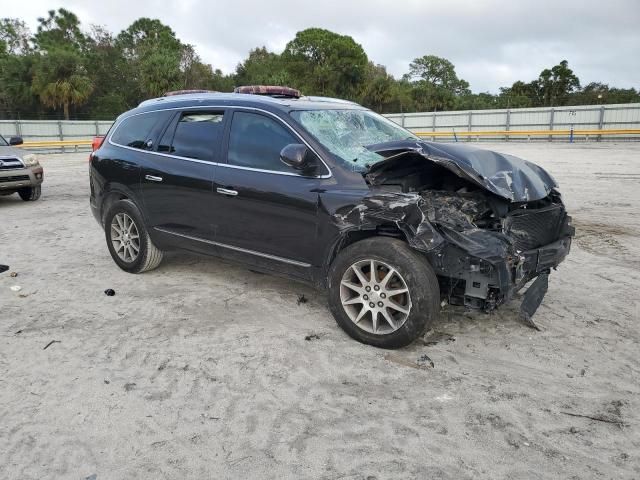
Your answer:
(18, 185), (41, 201)
(328, 237), (440, 349)
(104, 199), (163, 273)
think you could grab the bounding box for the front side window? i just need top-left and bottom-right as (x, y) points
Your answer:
(290, 109), (417, 172)
(111, 111), (167, 149)
(227, 111), (297, 172)
(158, 111), (224, 161)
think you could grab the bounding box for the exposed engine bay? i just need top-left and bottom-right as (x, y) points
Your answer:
(332, 140), (575, 320)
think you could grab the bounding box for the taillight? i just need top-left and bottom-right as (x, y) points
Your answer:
(92, 136), (105, 152)
(90, 135), (105, 161)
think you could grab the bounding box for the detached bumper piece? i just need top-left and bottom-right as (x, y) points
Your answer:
(519, 273), (549, 330)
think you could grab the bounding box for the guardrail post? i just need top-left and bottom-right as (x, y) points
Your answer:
(94, 120), (100, 136)
(14, 120), (21, 138)
(597, 106), (605, 142)
(57, 120), (64, 153)
(505, 109), (511, 142)
(548, 108), (555, 142)
(431, 113), (436, 141)
(467, 111), (472, 141)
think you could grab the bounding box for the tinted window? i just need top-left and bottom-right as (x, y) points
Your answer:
(158, 111), (224, 161)
(227, 111), (297, 172)
(111, 111), (166, 149)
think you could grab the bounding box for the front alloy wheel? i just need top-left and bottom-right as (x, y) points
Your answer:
(328, 237), (440, 349)
(340, 259), (412, 335)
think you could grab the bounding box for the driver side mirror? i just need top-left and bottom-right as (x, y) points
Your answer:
(280, 143), (318, 173)
(9, 136), (23, 146)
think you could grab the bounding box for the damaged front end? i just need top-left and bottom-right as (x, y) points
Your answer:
(333, 140), (575, 319)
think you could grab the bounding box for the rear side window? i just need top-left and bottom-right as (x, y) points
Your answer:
(111, 111), (167, 149)
(158, 111), (224, 161)
(227, 111), (297, 172)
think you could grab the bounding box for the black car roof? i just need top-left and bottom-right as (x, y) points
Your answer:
(125, 92), (366, 119)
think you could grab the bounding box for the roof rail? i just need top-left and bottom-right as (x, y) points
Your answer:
(234, 85), (301, 98)
(164, 89), (217, 96)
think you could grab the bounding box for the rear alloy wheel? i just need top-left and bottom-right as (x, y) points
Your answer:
(110, 212), (141, 263)
(18, 185), (41, 201)
(328, 237), (440, 349)
(104, 199), (163, 273)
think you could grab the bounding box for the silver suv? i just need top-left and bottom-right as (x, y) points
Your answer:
(0, 134), (43, 201)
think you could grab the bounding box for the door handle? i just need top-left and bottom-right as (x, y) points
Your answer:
(216, 187), (238, 196)
(145, 175), (163, 182)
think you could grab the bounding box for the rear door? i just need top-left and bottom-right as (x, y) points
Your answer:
(138, 109), (226, 244)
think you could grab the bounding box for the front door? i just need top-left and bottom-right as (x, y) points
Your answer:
(211, 109), (331, 277)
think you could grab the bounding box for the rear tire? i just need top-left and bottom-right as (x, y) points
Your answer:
(18, 185), (41, 201)
(328, 237), (440, 349)
(104, 199), (163, 273)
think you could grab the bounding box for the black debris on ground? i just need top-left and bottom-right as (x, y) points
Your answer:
(417, 354), (435, 368)
(305, 334), (320, 341)
(124, 382), (136, 392)
(104, 288), (116, 296)
(43, 340), (61, 350)
(0, 265), (8, 273)
(297, 294), (308, 305)
(9, 271), (18, 277)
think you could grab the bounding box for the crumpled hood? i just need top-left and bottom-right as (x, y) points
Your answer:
(367, 140), (558, 202)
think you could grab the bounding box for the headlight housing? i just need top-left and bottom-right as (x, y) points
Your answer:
(22, 154), (39, 167)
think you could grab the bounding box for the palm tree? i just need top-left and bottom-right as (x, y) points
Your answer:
(32, 49), (93, 120)
(38, 74), (93, 119)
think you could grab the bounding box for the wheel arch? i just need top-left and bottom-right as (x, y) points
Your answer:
(322, 223), (411, 285)
(100, 183), (144, 226)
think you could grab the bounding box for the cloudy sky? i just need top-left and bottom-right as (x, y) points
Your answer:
(3, 0), (639, 92)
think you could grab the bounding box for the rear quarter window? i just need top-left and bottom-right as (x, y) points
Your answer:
(111, 111), (169, 150)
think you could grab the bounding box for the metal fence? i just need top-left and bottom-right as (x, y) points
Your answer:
(2, 103), (640, 150)
(384, 103), (640, 141)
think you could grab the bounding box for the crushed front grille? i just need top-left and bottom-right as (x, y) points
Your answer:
(503, 204), (564, 251)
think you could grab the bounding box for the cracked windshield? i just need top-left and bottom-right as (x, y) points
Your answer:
(291, 109), (417, 171)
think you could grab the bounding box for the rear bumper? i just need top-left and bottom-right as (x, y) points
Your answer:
(0, 166), (43, 191)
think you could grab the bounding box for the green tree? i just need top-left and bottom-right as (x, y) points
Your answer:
(359, 63), (394, 112)
(282, 28), (368, 98)
(31, 48), (93, 119)
(82, 26), (132, 118)
(117, 18), (183, 98)
(497, 81), (536, 108)
(0, 18), (31, 55)
(404, 55), (470, 111)
(570, 82), (640, 105)
(33, 8), (86, 52)
(235, 47), (290, 86)
(533, 60), (580, 106)
(0, 19), (38, 117)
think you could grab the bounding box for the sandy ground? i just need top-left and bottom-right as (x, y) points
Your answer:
(1, 142), (639, 480)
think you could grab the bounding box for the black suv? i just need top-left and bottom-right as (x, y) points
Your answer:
(90, 88), (573, 348)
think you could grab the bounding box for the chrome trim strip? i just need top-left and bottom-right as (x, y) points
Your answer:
(154, 227), (312, 268)
(107, 105), (332, 179)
